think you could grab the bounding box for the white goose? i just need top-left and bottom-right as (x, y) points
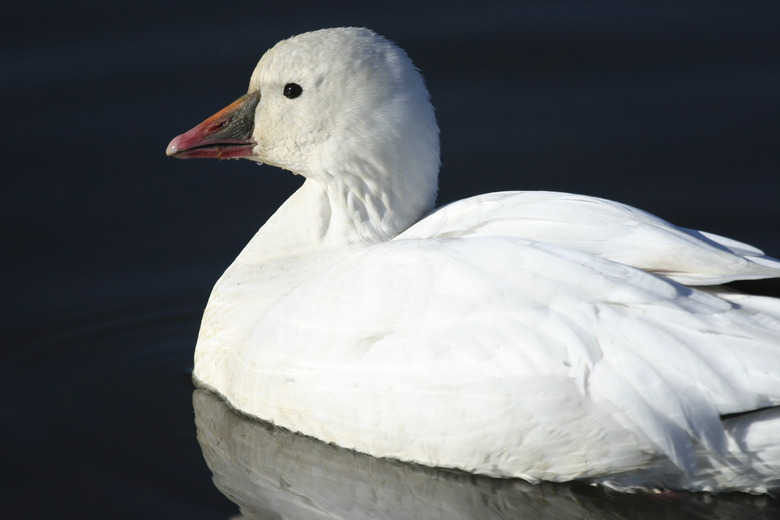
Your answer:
(168, 27), (780, 493)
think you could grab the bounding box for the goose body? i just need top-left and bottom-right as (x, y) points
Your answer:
(168, 28), (780, 493)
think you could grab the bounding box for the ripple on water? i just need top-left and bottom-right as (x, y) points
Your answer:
(2, 297), (236, 519)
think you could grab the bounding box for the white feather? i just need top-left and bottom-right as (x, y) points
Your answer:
(174, 28), (780, 493)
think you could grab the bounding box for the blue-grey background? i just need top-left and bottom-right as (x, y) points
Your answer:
(2, 1), (779, 518)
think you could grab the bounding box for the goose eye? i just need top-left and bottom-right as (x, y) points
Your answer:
(283, 83), (303, 99)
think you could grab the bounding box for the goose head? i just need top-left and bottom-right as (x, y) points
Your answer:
(168, 27), (440, 241)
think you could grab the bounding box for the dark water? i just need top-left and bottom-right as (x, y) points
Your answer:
(3, 1), (780, 518)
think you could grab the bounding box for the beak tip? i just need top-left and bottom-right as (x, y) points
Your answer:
(166, 136), (182, 157)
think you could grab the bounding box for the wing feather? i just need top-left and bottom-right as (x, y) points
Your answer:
(400, 192), (780, 285)
(239, 235), (780, 479)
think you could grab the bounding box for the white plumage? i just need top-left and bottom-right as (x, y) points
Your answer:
(168, 27), (780, 493)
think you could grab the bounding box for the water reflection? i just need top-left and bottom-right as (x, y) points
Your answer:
(193, 389), (779, 520)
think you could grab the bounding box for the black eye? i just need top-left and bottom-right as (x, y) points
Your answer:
(283, 83), (302, 99)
